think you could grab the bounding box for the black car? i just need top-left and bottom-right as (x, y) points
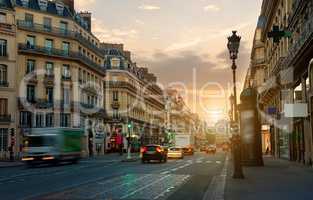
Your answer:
(141, 145), (168, 163)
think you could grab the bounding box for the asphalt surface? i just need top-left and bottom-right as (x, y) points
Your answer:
(0, 152), (227, 200)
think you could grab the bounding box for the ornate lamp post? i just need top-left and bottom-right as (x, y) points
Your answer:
(229, 94), (235, 123)
(227, 31), (244, 179)
(227, 31), (241, 123)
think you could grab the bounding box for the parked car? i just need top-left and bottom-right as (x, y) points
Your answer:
(168, 147), (184, 159)
(200, 146), (208, 152)
(222, 143), (230, 152)
(183, 147), (194, 155)
(141, 145), (168, 163)
(206, 144), (217, 154)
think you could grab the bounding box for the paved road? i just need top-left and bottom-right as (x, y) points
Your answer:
(0, 152), (227, 200)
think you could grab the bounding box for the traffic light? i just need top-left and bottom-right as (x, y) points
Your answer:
(127, 122), (132, 129)
(10, 128), (15, 137)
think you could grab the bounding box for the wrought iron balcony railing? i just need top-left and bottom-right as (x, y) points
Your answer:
(282, 9), (313, 70)
(18, 43), (105, 74)
(80, 103), (95, 109)
(17, 20), (103, 56)
(0, 81), (8, 87)
(0, 115), (11, 123)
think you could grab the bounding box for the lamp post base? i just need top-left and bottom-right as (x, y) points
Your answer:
(232, 171), (245, 179)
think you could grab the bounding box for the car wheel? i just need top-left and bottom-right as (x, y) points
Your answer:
(141, 159), (145, 164)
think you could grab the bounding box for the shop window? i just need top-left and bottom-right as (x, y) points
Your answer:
(0, 128), (8, 152)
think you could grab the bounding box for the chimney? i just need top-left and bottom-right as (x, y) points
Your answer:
(61, 0), (74, 14)
(124, 51), (131, 61)
(79, 12), (92, 31)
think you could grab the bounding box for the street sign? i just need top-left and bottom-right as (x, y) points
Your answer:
(268, 107), (277, 115)
(284, 103), (308, 118)
(268, 25), (292, 43)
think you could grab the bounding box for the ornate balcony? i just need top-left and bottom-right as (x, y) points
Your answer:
(36, 99), (54, 109)
(16, 20), (103, 56)
(62, 76), (72, 81)
(0, 81), (9, 87)
(80, 103), (95, 109)
(283, 11), (313, 69)
(18, 43), (105, 75)
(0, 23), (14, 36)
(111, 100), (120, 109)
(43, 74), (54, 85)
(0, 115), (11, 124)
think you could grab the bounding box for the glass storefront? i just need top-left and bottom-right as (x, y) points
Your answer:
(279, 130), (290, 159)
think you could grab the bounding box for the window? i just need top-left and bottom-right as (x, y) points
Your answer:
(63, 88), (70, 106)
(21, 0), (30, 7)
(113, 109), (119, 119)
(25, 13), (33, 26)
(20, 111), (32, 128)
(0, 12), (6, 24)
(62, 42), (70, 55)
(60, 21), (68, 34)
(26, 85), (35, 102)
(39, 0), (48, 11)
(60, 113), (71, 127)
(62, 64), (70, 78)
(26, 60), (35, 74)
(26, 35), (35, 49)
(113, 91), (118, 101)
(0, 64), (7, 86)
(111, 58), (120, 68)
(46, 87), (53, 104)
(43, 17), (51, 31)
(78, 68), (82, 83)
(83, 71), (86, 83)
(46, 113), (54, 127)
(0, 128), (8, 152)
(45, 62), (53, 76)
(35, 113), (44, 128)
(0, 98), (8, 116)
(0, 39), (7, 57)
(45, 39), (53, 52)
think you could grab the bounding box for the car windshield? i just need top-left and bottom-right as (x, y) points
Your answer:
(146, 146), (157, 151)
(170, 148), (181, 151)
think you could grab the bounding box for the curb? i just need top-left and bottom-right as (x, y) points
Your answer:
(0, 162), (24, 168)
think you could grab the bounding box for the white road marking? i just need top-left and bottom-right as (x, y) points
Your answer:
(89, 173), (154, 199)
(160, 171), (170, 175)
(216, 161), (221, 164)
(202, 156), (228, 200)
(206, 161), (212, 164)
(120, 174), (172, 199)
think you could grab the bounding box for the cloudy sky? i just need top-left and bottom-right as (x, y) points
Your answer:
(76, 0), (263, 124)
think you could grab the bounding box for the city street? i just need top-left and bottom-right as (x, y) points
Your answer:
(0, 152), (227, 200)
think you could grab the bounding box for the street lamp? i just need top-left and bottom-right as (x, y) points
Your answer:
(127, 121), (132, 159)
(227, 31), (244, 179)
(229, 94), (234, 123)
(227, 31), (241, 123)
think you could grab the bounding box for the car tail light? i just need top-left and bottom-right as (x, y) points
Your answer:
(141, 147), (147, 153)
(156, 147), (162, 153)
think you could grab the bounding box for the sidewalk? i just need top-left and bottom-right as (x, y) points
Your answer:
(225, 156), (313, 200)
